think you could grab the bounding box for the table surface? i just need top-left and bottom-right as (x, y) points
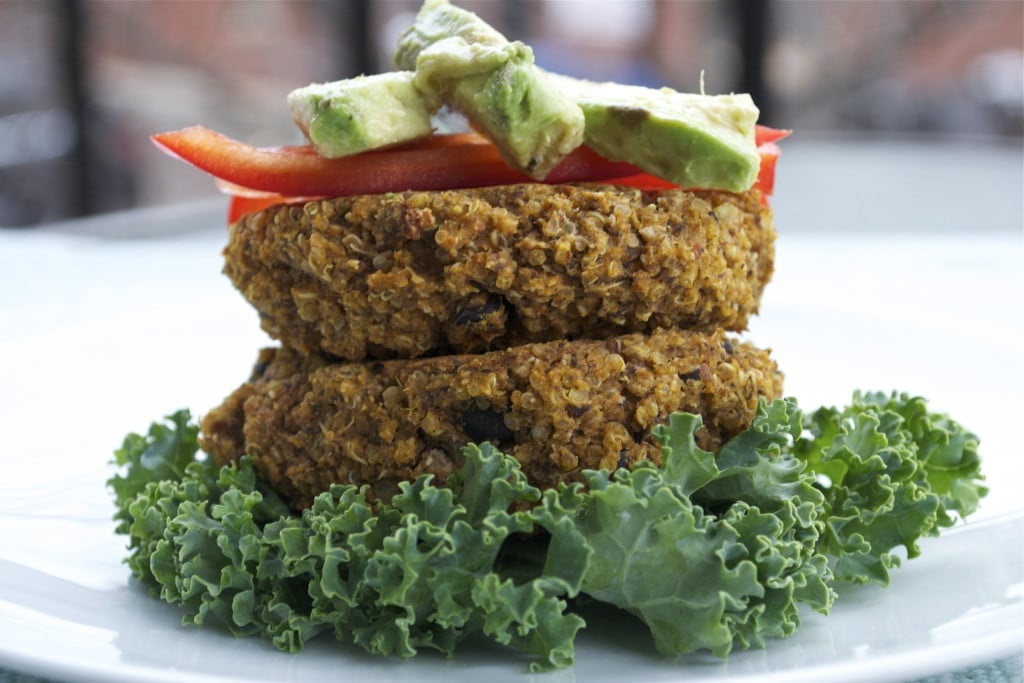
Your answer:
(0, 136), (1021, 682)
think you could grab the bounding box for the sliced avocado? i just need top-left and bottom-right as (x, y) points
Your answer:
(394, 0), (584, 179)
(287, 72), (433, 158)
(548, 73), (761, 192)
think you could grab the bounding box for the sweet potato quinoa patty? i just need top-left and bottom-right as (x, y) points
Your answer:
(224, 184), (775, 360)
(200, 328), (782, 508)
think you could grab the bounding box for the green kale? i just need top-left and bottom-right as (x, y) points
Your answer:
(108, 393), (985, 670)
(794, 391), (986, 584)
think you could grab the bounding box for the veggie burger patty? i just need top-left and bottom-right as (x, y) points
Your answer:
(224, 183), (775, 360)
(201, 327), (782, 508)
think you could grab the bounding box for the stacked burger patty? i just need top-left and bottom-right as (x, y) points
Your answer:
(200, 182), (780, 508)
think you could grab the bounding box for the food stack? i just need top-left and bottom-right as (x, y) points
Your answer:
(198, 1), (782, 508)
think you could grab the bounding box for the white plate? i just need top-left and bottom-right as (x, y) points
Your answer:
(0, 225), (1022, 682)
(0, 478), (1020, 683)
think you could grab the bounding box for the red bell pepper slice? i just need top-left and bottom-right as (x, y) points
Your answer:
(152, 126), (640, 198)
(755, 124), (792, 145)
(154, 124), (790, 222)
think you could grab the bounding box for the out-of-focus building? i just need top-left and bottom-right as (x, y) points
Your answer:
(0, 0), (1020, 227)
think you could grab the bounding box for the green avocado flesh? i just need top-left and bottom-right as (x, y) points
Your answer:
(394, 0), (584, 178)
(289, 0), (762, 193)
(287, 72), (433, 158)
(548, 73), (761, 192)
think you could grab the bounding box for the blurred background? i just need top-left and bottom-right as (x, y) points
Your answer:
(0, 0), (1021, 228)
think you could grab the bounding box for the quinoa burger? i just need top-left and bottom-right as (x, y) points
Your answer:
(221, 184), (775, 361)
(200, 327), (781, 508)
(149, 0), (788, 507)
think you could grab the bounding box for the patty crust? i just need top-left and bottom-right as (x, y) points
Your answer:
(200, 327), (782, 508)
(224, 184), (775, 361)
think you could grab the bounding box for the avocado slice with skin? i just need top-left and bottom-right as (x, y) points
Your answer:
(547, 73), (761, 192)
(287, 72), (434, 158)
(291, 1), (759, 193)
(394, 0), (585, 179)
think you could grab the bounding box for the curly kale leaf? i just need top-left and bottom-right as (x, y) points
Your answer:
(793, 391), (986, 585)
(109, 393), (985, 669)
(537, 405), (834, 659)
(108, 410), (206, 532)
(111, 434), (582, 671)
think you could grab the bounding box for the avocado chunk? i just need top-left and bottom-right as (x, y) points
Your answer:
(394, 0), (584, 179)
(548, 73), (761, 192)
(287, 72), (433, 158)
